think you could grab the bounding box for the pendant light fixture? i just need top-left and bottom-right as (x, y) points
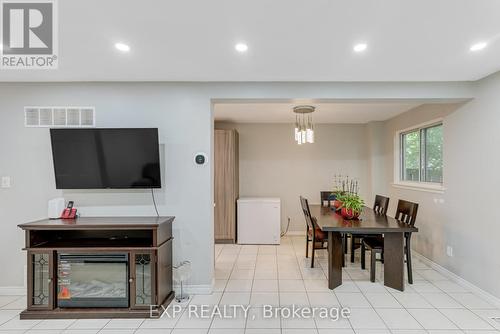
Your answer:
(293, 105), (315, 144)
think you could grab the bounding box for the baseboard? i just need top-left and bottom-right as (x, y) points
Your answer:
(283, 231), (306, 236)
(0, 286), (25, 295)
(413, 251), (500, 308)
(173, 283), (213, 295)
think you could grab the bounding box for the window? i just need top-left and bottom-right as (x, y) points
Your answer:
(400, 123), (443, 184)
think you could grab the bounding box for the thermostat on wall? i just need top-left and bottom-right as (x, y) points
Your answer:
(194, 152), (207, 166)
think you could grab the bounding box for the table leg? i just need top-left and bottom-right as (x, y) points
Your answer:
(328, 231), (343, 290)
(383, 233), (405, 291)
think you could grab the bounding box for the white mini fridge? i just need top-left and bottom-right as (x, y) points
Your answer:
(237, 197), (281, 245)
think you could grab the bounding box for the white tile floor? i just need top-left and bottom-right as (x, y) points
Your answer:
(1, 236), (499, 333)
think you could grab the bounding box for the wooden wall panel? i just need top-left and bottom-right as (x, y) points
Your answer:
(214, 129), (239, 243)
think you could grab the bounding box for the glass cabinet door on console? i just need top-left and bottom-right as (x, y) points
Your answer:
(130, 251), (156, 308)
(28, 251), (54, 310)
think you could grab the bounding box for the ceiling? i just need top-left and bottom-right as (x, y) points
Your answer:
(1, 0), (500, 82)
(214, 102), (423, 123)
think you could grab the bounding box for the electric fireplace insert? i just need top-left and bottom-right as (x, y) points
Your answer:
(57, 253), (129, 308)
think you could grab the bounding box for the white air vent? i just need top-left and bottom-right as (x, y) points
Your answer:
(24, 107), (95, 128)
(25, 107), (39, 126)
(39, 108), (53, 126)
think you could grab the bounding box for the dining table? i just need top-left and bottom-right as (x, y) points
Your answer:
(309, 204), (418, 292)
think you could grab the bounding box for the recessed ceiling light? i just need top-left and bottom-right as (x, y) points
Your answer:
(115, 42), (130, 52)
(470, 41), (487, 52)
(235, 43), (248, 53)
(353, 43), (368, 53)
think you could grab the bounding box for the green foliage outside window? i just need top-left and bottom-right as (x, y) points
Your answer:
(401, 123), (443, 183)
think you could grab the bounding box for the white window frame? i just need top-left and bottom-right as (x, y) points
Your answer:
(393, 118), (446, 193)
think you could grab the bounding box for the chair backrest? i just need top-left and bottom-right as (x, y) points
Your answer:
(395, 199), (419, 226)
(373, 195), (390, 215)
(300, 196), (315, 230)
(320, 191), (333, 207)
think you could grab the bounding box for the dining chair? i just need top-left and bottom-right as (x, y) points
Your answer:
(300, 196), (328, 268)
(351, 195), (390, 263)
(361, 199), (419, 283)
(300, 196), (312, 258)
(373, 194), (390, 214)
(321, 191), (350, 259)
(320, 191), (333, 207)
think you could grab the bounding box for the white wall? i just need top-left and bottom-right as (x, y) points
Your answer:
(216, 122), (370, 232)
(374, 93), (500, 298)
(0, 81), (475, 291)
(442, 73), (500, 298)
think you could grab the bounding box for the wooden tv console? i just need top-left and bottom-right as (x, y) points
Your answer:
(18, 216), (175, 319)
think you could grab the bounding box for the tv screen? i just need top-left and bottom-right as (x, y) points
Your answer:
(50, 128), (161, 189)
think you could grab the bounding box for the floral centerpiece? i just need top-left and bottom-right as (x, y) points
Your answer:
(339, 193), (364, 219)
(331, 174), (364, 219)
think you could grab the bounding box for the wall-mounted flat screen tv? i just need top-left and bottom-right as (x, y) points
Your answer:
(50, 128), (161, 189)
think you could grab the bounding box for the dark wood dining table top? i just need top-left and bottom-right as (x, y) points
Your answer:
(310, 205), (418, 234)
